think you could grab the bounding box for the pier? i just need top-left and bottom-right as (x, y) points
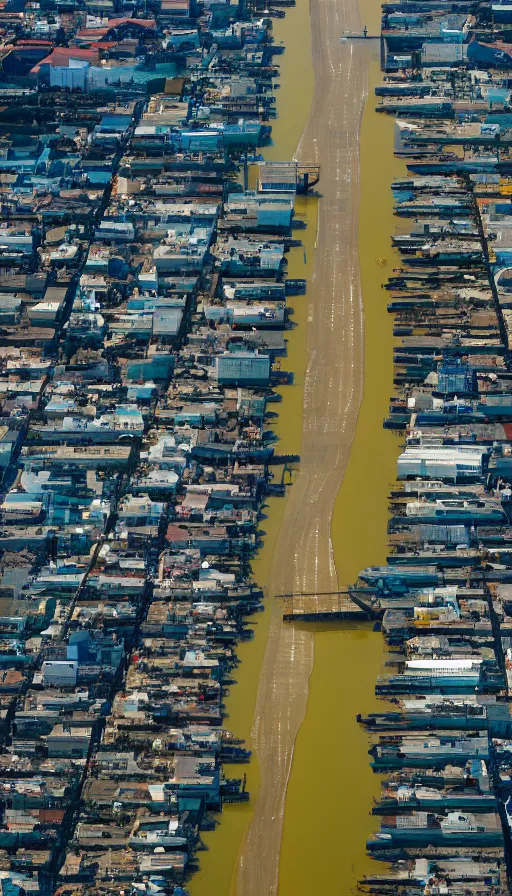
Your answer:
(341, 29), (380, 39)
(277, 588), (382, 620)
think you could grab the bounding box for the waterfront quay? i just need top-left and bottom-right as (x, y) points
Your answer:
(0, 1), (309, 894)
(352, 2), (512, 893)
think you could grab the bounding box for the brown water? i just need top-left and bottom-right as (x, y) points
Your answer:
(188, 7), (315, 894)
(190, 2), (406, 893)
(277, 55), (407, 893)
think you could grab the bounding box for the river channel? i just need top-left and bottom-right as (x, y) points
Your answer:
(189, 0), (406, 893)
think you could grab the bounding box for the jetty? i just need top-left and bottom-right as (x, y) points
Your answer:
(342, 29), (380, 40)
(278, 588), (380, 621)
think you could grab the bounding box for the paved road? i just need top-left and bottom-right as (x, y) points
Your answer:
(234, 2), (371, 894)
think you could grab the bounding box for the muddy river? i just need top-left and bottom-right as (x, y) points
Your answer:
(189, 1), (406, 892)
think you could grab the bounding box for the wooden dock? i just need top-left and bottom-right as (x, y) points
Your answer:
(277, 589), (381, 622)
(341, 31), (380, 40)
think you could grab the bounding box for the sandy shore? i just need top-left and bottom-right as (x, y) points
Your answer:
(233, 2), (371, 894)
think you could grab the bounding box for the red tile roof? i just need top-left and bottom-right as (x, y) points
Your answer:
(31, 47), (100, 73)
(76, 16), (156, 40)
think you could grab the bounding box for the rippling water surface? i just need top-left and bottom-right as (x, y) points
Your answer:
(189, 2), (407, 892)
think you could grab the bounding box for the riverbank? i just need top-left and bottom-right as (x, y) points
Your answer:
(353, 2), (512, 884)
